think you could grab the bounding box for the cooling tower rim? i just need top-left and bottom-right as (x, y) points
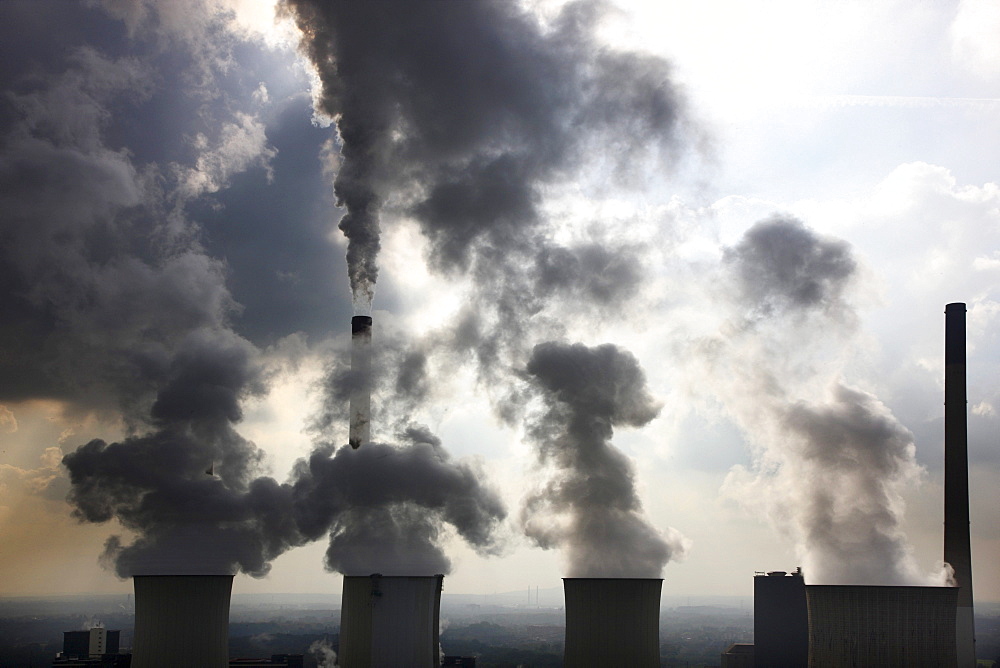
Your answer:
(341, 573), (445, 580)
(562, 577), (663, 581)
(132, 573), (235, 578)
(805, 583), (957, 590)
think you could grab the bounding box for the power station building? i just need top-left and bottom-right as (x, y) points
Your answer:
(806, 584), (958, 666)
(746, 303), (977, 667)
(753, 570), (808, 667)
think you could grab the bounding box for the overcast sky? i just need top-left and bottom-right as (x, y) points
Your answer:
(1, 0), (998, 603)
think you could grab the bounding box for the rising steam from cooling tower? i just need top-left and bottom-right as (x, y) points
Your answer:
(520, 341), (686, 577)
(702, 215), (927, 585)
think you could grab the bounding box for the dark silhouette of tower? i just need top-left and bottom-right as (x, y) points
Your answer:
(945, 302), (975, 666)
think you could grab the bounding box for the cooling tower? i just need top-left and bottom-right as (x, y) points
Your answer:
(131, 574), (233, 668)
(338, 574), (443, 668)
(349, 315), (373, 449)
(805, 585), (958, 667)
(945, 302), (976, 666)
(754, 569), (808, 667)
(562, 578), (662, 668)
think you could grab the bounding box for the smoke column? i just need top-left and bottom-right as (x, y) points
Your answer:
(706, 215), (925, 584)
(349, 315), (372, 448)
(287, 0), (689, 320)
(519, 341), (686, 577)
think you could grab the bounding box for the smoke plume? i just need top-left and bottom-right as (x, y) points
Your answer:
(290, 428), (506, 575)
(520, 341), (686, 577)
(704, 215), (925, 584)
(287, 0), (688, 318)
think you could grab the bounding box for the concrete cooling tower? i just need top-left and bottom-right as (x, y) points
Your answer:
(562, 578), (662, 668)
(338, 574), (444, 668)
(805, 585), (958, 667)
(131, 574), (234, 668)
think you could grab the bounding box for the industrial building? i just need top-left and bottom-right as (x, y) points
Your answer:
(742, 304), (977, 667)
(753, 569), (808, 667)
(806, 584), (958, 666)
(562, 578), (662, 668)
(721, 643), (755, 668)
(62, 628), (121, 659)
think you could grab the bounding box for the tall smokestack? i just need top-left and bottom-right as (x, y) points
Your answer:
(945, 302), (976, 666)
(338, 574), (444, 668)
(349, 315), (373, 449)
(562, 578), (662, 668)
(131, 575), (233, 668)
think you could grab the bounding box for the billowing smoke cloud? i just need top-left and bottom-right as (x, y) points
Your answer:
(0, 4), (311, 578)
(289, 429), (506, 575)
(287, 0), (688, 319)
(519, 341), (686, 577)
(704, 215), (926, 584)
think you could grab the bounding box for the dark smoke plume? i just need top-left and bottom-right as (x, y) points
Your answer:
(288, 0), (688, 315)
(0, 39), (299, 577)
(290, 429), (506, 575)
(520, 341), (686, 577)
(61, 329), (302, 576)
(707, 215), (926, 584)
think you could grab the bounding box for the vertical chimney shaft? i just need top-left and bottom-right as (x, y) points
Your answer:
(944, 302), (976, 666)
(349, 315), (373, 449)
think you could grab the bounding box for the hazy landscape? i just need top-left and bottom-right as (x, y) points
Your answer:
(2, 591), (999, 667)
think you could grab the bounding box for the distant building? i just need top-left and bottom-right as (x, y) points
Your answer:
(754, 569), (808, 667)
(721, 642), (755, 668)
(63, 628), (121, 659)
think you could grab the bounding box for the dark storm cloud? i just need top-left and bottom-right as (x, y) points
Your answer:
(287, 0), (687, 309)
(712, 215), (926, 584)
(519, 341), (685, 577)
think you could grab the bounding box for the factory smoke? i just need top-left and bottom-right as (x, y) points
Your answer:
(6, 0), (691, 585)
(289, 429), (506, 575)
(286, 0), (695, 574)
(287, 0), (688, 319)
(703, 215), (926, 585)
(520, 341), (686, 577)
